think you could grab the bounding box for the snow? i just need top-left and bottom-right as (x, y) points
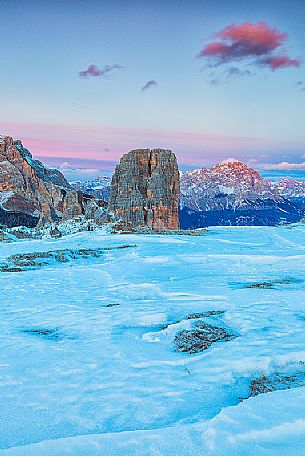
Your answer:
(219, 158), (240, 165)
(0, 191), (14, 208)
(1, 224), (305, 454)
(218, 184), (235, 195)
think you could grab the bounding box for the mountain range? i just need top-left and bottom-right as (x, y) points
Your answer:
(1, 135), (304, 230)
(71, 158), (305, 228)
(179, 159), (303, 228)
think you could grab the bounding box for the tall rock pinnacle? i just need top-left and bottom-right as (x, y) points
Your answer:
(109, 148), (180, 230)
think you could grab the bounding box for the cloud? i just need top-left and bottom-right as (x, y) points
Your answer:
(261, 161), (305, 170)
(79, 64), (123, 78)
(197, 21), (300, 72)
(57, 162), (103, 182)
(261, 55), (300, 70)
(225, 67), (253, 77)
(141, 80), (158, 91)
(295, 81), (305, 91)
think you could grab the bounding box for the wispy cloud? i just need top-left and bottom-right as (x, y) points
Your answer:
(79, 64), (124, 78)
(197, 22), (300, 75)
(295, 81), (305, 91)
(260, 55), (300, 71)
(262, 161), (305, 170)
(141, 80), (158, 91)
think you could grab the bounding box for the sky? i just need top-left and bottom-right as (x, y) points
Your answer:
(0, 0), (304, 178)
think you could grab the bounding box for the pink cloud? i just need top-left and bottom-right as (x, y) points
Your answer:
(262, 55), (300, 70)
(79, 64), (123, 78)
(217, 22), (286, 54)
(197, 21), (300, 72)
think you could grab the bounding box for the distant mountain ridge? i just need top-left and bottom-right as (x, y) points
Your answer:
(270, 179), (305, 214)
(71, 176), (111, 202)
(1, 136), (304, 230)
(179, 160), (303, 228)
(69, 159), (305, 228)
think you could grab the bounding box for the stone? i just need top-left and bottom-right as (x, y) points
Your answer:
(240, 369), (305, 401)
(0, 244), (137, 272)
(188, 311), (224, 319)
(175, 321), (236, 354)
(109, 148), (180, 230)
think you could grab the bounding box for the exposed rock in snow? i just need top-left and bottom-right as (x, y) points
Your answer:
(175, 321), (236, 354)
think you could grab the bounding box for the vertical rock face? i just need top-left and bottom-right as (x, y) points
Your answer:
(109, 148), (180, 230)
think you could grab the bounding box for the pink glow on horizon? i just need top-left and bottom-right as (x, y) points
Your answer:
(1, 120), (304, 167)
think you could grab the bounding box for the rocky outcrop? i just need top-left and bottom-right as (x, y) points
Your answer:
(109, 149), (180, 230)
(175, 320), (236, 354)
(0, 135), (84, 227)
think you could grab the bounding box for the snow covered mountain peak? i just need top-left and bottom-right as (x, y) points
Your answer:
(181, 160), (272, 196)
(179, 159), (301, 228)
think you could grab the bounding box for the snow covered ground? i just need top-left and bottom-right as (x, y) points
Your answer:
(1, 225), (305, 455)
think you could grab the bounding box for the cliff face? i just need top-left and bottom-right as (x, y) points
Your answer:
(109, 149), (180, 230)
(0, 135), (83, 227)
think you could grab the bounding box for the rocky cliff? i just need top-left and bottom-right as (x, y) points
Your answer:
(109, 149), (180, 230)
(0, 135), (84, 227)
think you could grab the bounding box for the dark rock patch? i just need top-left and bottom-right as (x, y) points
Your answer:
(247, 282), (274, 289)
(241, 370), (305, 401)
(246, 278), (298, 289)
(0, 244), (137, 272)
(175, 321), (236, 354)
(188, 311), (224, 319)
(0, 265), (24, 272)
(23, 328), (63, 341)
(22, 327), (78, 341)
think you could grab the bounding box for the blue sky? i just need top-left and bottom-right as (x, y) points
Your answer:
(0, 0), (304, 172)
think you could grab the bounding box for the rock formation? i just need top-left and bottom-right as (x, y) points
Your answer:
(0, 135), (112, 228)
(109, 149), (180, 230)
(0, 135), (84, 227)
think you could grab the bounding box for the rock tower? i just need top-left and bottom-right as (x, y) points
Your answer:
(109, 148), (180, 230)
